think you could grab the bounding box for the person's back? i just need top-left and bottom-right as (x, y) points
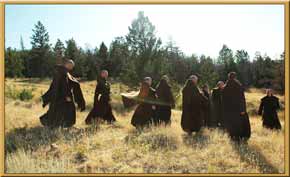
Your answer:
(222, 72), (251, 141)
(181, 76), (207, 134)
(258, 89), (281, 130)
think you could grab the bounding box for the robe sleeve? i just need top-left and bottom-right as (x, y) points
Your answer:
(72, 80), (86, 111)
(258, 99), (264, 115)
(41, 70), (63, 107)
(240, 87), (247, 113)
(94, 81), (103, 106)
(276, 98), (281, 110)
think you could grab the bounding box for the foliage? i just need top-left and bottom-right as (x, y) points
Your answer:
(4, 12), (285, 92)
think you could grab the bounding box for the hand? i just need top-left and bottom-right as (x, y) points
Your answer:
(65, 97), (72, 102)
(240, 112), (245, 115)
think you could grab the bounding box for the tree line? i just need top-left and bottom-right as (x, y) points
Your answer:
(5, 11), (285, 92)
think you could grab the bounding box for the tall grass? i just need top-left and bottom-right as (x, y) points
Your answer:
(4, 78), (285, 174)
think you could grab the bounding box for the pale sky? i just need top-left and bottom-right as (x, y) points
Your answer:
(5, 4), (284, 59)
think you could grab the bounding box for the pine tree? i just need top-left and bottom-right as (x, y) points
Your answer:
(126, 11), (162, 79)
(53, 39), (65, 64)
(29, 21), (51, 77)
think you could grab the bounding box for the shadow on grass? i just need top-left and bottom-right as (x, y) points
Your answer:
(232, 142), (280, 174)
(182, 132), (210, 149)
(4, 125), (98, 155)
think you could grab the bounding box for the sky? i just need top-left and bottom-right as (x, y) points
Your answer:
(5, 4), (284, 59)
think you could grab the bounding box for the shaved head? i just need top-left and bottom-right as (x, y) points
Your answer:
(101, 70), (109, 79)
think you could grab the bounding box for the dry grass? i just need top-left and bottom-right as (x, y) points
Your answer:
(4, 78), (285, 174)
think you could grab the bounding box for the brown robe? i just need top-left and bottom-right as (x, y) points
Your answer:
(40, 65), (86, 128)
(131, 82), (157, 128)
(154, 79), (175, 125)
(211, 88), (223, 127)
(181, 80), (208, 133)
(258, 96), (281, 130)
(85, 77), (116, 124)
(222, 79), (251, 141)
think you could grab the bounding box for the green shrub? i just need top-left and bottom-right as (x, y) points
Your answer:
(5, 85), (34, 101)
(19, 89), (34, 101)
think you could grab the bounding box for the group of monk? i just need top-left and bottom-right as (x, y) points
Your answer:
(40, 59), (282, 142)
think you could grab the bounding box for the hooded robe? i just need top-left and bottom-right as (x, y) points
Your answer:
(211, 87), (224, 127)
(131, 82), (157, 128)
(258, 95), (282, 130)
(85, 77), (116, 124)
(154, 79), (175, 125)
(222, 79), (251, 141)
(181, 80), (208, 133)
(40, 65), (86, 128)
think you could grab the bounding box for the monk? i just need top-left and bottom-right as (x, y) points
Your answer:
(222, 72), (251, 141)
(131, 77), (157, 129)
(154, 75), (175, 125)
(40, 59), (86, 128)
(201, 84), (210, 127)
(258, 89), (282, 130)
(85, 70), (116, 124)
(181, 75), (208, 134)
(211, 81), (225, 127)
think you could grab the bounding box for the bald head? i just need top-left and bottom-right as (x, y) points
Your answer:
(217, 81), (225, 89)
(189, 75), (198, 85)
(266, 89), (273, 96)
(100, 70), (109, 79)
(144, 77), (152, 86)
(64, 59), (75, 71)
(228, 72), (237, 80)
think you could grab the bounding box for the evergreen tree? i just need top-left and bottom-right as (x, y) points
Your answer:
(235, 50), (252, 86)
(29, 21), (52, 77)
(53, 39), (65, 64)
(5, 47), (24, 77)
(126, 11), (162, 79)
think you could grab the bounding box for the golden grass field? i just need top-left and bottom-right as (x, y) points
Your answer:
(4, 78), (285, 174)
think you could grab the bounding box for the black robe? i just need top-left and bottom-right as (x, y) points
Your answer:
(181, 80), (208, 133)
(258, 96), (281, 130)
(40, 65), (86, 128)
(222, 79), (251, 141)
(201, 89), (210, 127)
(154, 79), (175, 125)
(211, 88), (223, 127)
(85, 77), (116, 124)
(131, 84), (157, 128)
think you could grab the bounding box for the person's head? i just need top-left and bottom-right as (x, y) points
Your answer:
(202, 84), (209, 91)
(266, 89), (273, 96)
(100, 70), (109, 79)
(216, 81), (225, 89)
(64, 59), (75, 71)
(143, 77), (152, 86)
(161, 75), (169, 83)
(189, 75), (198, 85)
(228, 72), (237, 80)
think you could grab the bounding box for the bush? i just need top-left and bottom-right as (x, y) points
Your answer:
(19, 89), (34, 101)
(5, 86), (34, 101)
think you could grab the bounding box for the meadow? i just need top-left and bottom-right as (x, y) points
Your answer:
(4, 78), (285, 174)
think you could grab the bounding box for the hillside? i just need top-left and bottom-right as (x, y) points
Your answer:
(4, 78), (285, 174)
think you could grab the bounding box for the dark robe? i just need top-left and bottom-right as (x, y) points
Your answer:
(258, 96), (281, 130)
(201, 89), (210, 127)
(85, 77), (116, 124)
(211, 88), (223, 127)
(181, 80), (208, 133)
(40, 65), (86, 128)
(154, 79), (175, 125)
(131, 82), (157, 128)
(222, 79), (251, 141)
